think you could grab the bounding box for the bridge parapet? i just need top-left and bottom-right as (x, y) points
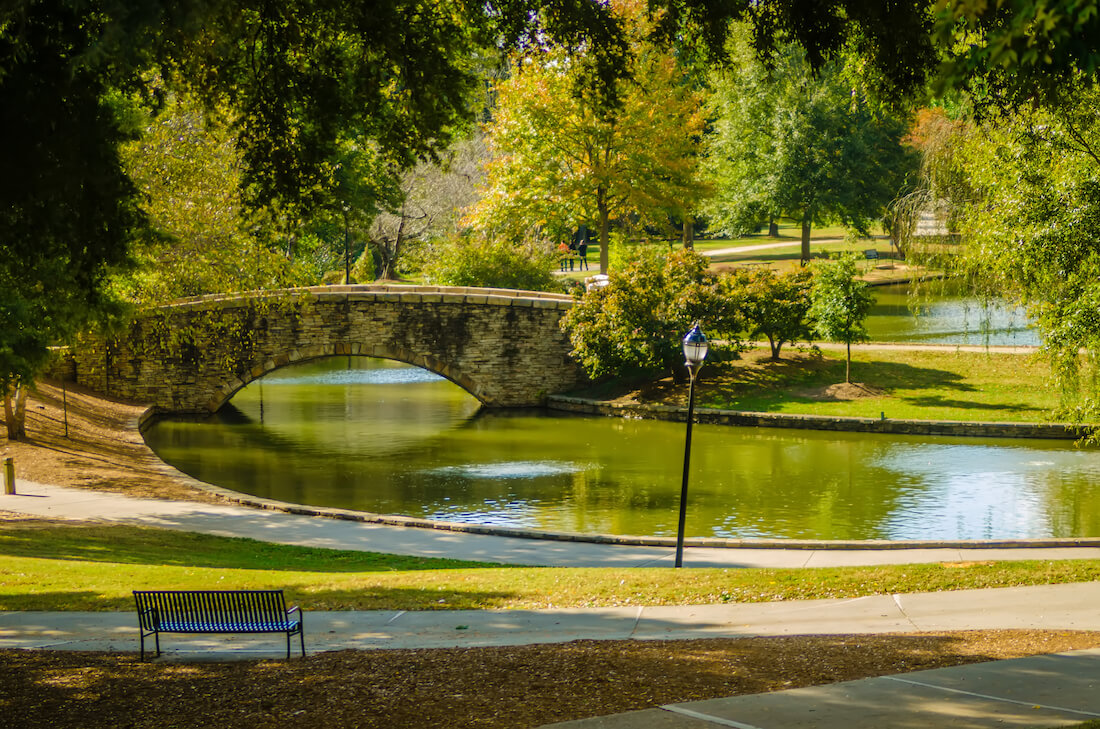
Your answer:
(56, 285), (583, 414)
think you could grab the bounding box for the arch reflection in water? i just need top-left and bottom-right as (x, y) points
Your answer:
(142, 358), (1100, 541)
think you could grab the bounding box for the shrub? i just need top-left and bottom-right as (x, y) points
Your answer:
(561, 247), (743, 380)
(729, 267), (814, 359)
(421, 234), (562, 292)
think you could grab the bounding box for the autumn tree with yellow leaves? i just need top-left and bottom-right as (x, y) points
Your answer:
(467, 0), (706, 275)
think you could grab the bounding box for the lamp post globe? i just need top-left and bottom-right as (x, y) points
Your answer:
(682, 323), (709, 369)
(675, 323), (708, 568)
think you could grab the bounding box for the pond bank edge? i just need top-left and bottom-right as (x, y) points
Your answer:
(545, 395), (1083, 440)
(137, 407), (1100, 552)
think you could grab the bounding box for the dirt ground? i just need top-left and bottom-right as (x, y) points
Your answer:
(0, 381), (220, 502)
(3, 383), (1100, 728)
(5, 632), (1100, 729)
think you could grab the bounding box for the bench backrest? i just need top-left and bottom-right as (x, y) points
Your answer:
(134, 590), (289, 630)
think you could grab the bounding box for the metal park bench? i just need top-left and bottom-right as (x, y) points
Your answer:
(133, 589), (304, 660)
(864, 248), (880, 261)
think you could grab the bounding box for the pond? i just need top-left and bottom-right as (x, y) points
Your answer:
(144, 356), (1100, 542)
(865, 282), (1037, 346)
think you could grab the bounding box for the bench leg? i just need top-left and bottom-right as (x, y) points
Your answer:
(139, 630), (161, 661)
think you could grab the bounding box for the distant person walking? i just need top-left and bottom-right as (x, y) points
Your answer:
(557, 241), (570, 272)
(573, 224), (590, 271)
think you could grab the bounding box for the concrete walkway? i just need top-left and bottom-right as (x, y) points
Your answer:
(542, 648), (1100, 728)
(5, 582), (1100, 656)
(5, 480), (1100, 568)
(4, 480), (1100, 727)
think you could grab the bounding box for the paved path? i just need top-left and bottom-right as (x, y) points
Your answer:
(4, 480), (1100, 727)
(542, 648), (1100, 728)
(5, 480), (1100, 568)
(6, 582), (1100, 657)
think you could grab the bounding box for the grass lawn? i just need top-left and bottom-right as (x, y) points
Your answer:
(693, 348), (1061, 423)
(3, 521), (1100, 612)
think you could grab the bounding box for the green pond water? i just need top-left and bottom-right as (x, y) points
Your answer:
(866, 282), (1037, 346)
(144, 356), (1100, 541)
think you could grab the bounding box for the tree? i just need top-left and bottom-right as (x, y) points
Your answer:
(704, 38), (918, 264)
(731, 268), (814, 360)
(356, 136), (486, 281)
(808, 255), (874, 383)
(0, 0), (680, 438)
(911, 87), (1100, 412)
(561, 248), (742, 380)
(468, 0), (707, 275)
(119, 97), (318, 303)
(315, 138), (403, 283)
(0, 0), (142, 438)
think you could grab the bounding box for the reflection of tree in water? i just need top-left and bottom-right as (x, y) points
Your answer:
(145, 362), (1100, 540)
(866, 281), (1037, 346)
(1040, 468), (1100, 538)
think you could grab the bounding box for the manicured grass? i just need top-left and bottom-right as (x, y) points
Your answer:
(697, 348), (1061, 423)
(2, 522), (1099, 612)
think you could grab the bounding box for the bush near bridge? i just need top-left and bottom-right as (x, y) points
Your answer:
(562, 247), (745, 380)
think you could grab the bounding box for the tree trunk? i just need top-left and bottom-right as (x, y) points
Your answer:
(845, 340), (852, 383)
(3, 382), (28, 441)
(598, 187), (610, 275)
(377, 249), (395, 280)
(681, 215), (694, 249)
(800, 216), (812, 265)
(769, 336), (781, 360)
(768, 216), (779, 237)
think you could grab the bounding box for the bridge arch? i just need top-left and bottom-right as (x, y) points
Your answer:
(209, 343), (488, 413)
(59, 285), (584, 414)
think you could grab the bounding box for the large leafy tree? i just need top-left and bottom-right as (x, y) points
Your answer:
(0, 0), (142, 437)
(468, 0), (707, 275)
(914, 88), (1100, 411)
(0, 0), (626, 437)
(119, 98), (321, 302)
(704, 38), (918, 263)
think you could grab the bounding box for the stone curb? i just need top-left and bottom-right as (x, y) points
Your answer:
(546, 395), (1084, 440)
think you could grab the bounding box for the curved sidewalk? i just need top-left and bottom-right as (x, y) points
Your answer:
(5, 480), (1100, 568)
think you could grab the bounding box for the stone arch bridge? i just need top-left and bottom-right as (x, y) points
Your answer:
(56, 285), (584, 414)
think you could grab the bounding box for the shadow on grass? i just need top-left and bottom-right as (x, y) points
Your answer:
(0, 584), (522, 612)
(0, 523), (504, 573)
(707, 356), (976, 398)
(900, 395), (1046, 413)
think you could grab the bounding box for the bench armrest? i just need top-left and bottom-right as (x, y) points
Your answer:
(136, 606), (159, 628)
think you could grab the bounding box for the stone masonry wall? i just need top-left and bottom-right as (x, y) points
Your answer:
(61, 285), (583, 413)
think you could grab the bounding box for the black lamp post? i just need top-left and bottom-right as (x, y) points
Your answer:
(675, 322), (708, 568)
